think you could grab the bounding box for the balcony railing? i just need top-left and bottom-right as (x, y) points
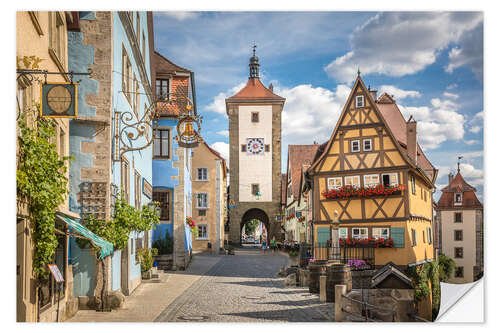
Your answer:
(299, 243), (375, 270)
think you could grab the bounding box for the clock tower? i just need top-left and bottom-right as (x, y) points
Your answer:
(226, 46), (285, 245)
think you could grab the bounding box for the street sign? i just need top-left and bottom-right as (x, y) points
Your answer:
(47, 264), (64, 283)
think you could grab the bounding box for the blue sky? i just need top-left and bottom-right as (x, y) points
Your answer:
(153, 11), (484, 200)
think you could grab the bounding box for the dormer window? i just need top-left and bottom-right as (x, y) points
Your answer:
(355, 95), (364, 108)
(455, 193), (462, 205)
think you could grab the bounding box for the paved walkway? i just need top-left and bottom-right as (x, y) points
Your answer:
(155, 248), (333, 322)
(67, 254), (221, 322)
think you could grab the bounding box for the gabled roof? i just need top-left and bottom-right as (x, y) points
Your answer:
(307, 76), (436, 187)
(287, 144), (320, 202)
(437, 172), (483, 209)
(376, 94), (436, 180)
(203, 141), (228, 178)
(371, 261), (413, 289)
(154, 51), (191, 74)
(226, 78), (285, 102)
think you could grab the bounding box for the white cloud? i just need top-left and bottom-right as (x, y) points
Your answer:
(209, 142), (229, 165)
(217, 130), (229, 137)
(443, 91), (459, 99)
(400, 97), (465, 149)
(445, 23), (483, 81)
(275, 84), (351, 146)
(325, 12), (483, 83)
(205, 82), (246, 115)
(378, 85), (421, 100)
(461, 151), (483, 159)
(159, 12), (199, 21)
(473, 111), (484, 120)
(464, 139), (479, 145)
(469, 126), (481, 134)
(446, 83), (458, 90)
(436, 162), (483, 184)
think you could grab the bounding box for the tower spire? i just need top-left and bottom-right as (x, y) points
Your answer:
(249, 44), (260, 78)
(457, 156), (463, 173)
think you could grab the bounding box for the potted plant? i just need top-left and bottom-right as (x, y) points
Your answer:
(227, 245), (235, 255)
(137, 247), (158, 279)
(288, 249), (300, 266)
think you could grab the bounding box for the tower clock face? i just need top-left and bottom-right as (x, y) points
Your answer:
(246, 138), (264, 154)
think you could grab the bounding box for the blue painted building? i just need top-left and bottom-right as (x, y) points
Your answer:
(67, 11), (155, 303)
(150, 50), (196, 269)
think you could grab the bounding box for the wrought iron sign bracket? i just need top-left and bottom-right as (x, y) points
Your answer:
(16, 69), (92, 85)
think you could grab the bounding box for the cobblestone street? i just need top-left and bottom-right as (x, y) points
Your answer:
(155, 248), (334, 322)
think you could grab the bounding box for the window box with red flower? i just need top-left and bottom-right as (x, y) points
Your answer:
(186, 216), (197, 233)
(322, 184), (405, 200)
(339, 236), (394, 248)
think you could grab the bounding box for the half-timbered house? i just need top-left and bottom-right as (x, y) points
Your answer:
(306, 75), (437, 268)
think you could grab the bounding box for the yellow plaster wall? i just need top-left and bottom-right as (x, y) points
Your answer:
(408, 174), (433, 219)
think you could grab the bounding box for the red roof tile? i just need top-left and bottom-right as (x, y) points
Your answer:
(437, 172), (482, 209)
(287, 145), (320, 201)
(281, 173), (287, 205)
(226, 78), (285, 101)
(376, 94), (436, 180)
(203, 141), (228, 177)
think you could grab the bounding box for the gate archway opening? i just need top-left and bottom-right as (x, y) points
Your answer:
(240, 208), (270, 245)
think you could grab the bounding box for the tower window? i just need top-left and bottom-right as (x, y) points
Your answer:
(251, 112), (259, 123)
(454, 212), (463, 223)
(265, 144), (270, 152)
(455, 266), (464, 278)
(454, 247), (463, 258)
(252, 184), (260, 196)
(455, 193), (462, 205)
(241, 144), (247, 152)
(454, 230), (463, 241)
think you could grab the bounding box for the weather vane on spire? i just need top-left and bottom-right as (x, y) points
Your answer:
(357, 68), (361, 76)
(249, 43), (260, 78)
(457, 156), (463, 173)
(252, 43), (257, 57)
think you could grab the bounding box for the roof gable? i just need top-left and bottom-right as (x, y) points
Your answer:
(437, 172), (483, 209)
(287, 145), (320, 201)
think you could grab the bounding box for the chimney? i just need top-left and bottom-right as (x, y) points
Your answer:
(268, 83), (274, 92)
(406, 115), (417, 163)
(448, 172), (454, 185)
(369, 89), (377, 101)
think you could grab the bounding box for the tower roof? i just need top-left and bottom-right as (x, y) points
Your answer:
(226, 77), (285, 102)
(226, 45), (285, 102)
(437, 172), (483, 209)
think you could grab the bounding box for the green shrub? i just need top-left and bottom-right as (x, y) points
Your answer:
(152, 229), (173, 255)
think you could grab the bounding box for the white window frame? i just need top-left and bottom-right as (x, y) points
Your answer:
(455, 193), (462, 205)
(355, 95), (364, 108)
(339, 228), (348, 239)
(363, 139), (372, 151)
(352, 228), (368, 240)
(344, 175), (360, 188)
(381, 173), (399, 187)
(351, 140), (360, 153)
(196, 193), (208, 208)
(411, 228), (417, 246)
(372, 227), (390, 239)
(427, 227), (433, 244)
(364, 174), (380, 187)
(196, 167), (208, 181)
(327, 177), (342, 190)
(196, 223), (208, 240)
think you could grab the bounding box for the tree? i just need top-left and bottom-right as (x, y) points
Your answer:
(438, 254), (456, 282)
(244, 219), (260, 235)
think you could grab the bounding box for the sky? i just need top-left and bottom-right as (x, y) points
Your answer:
(153, 11), (484, 201)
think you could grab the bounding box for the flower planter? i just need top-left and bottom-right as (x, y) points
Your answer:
(289, 255), (299, 267)
(322, 184), (405, 200)
(141, 269), (152, 280)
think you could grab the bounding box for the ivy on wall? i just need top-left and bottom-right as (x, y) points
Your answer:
(16, 111), (72, 279)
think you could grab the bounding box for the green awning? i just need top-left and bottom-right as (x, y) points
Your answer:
(56, 213), (114, 259)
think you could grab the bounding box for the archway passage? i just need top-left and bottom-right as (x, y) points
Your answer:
(240, 208), (270, 245)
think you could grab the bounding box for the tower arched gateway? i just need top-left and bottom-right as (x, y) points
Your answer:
(226, 46), (285, 245)
(240, 208), (270, 242)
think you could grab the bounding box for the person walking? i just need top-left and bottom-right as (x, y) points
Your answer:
(271, 237), (277, 253)
(262, 239), (267, 253)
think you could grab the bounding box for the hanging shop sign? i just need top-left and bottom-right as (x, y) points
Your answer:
(175, 114), (203, 148)
(142, 178), (153, 199)
(41, 82), (78, 118)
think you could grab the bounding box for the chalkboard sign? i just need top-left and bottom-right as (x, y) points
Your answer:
(47, 264), (64, 283)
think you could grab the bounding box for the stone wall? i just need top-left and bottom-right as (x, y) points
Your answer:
(171, 146), (188, 269)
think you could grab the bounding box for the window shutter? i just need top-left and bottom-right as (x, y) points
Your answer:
(391, 227), (405, 248)
(317, 227), (330, 247)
